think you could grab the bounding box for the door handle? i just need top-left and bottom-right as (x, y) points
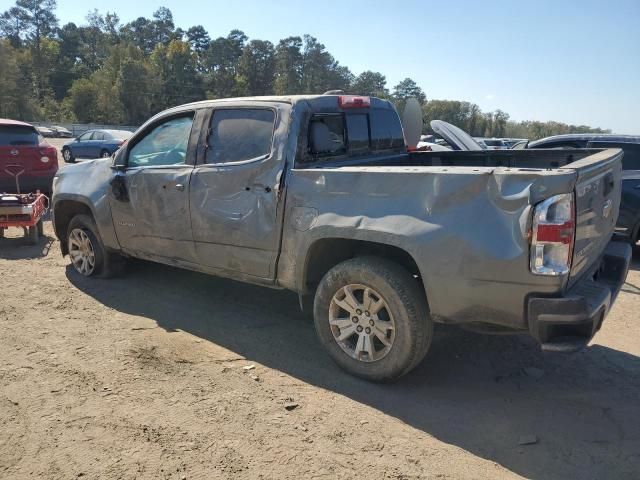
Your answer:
(175, 184), (185, 191)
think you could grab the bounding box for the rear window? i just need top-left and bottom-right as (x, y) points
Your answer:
(206, 109), (275, 164)
(369, 109), (405, 151)
(589, 142), (640, 170)
(0, 126), (40, 146)
(304, 108), (404, 163)
(108, 130), (133, 140)
(346, 114), (370, 151)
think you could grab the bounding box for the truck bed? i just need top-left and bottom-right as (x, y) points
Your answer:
(297, 147), (609, 170)
(284, 147), (623, 329)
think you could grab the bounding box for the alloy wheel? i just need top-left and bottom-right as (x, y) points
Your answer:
(68, 228), (96, 276)
(328, 284), (396, 362)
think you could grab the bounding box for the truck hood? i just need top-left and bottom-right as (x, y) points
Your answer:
(430, 120), (484, 151)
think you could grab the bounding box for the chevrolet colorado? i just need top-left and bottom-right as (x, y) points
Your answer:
(51, 94), (631, 381)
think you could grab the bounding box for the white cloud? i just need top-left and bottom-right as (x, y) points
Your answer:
(485, 94), (495, 100)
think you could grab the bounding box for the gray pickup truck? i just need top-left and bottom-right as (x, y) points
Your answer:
(51, 94), (632, 381)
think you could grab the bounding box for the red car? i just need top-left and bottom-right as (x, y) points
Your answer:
(0, 119), (58, 195)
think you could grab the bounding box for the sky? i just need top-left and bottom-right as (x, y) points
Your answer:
(47, 0), (640, 133)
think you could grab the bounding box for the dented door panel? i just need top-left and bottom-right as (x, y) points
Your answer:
(189, 103), (290, 278)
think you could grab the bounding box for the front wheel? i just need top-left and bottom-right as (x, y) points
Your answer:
(313, 256), (432, 382)
(67, 214), (124, 278)
(100, 149), (111, 158)
(62, 148), (75, 163)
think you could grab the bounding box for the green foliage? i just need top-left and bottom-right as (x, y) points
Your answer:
(66, 77), (99, 122)
(351, 71), (388, 97)
(0, 1), (612, 136)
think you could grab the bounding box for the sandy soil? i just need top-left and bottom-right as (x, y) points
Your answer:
(0, 144), (639, 479)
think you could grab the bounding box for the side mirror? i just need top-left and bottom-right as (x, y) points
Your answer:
(110, 173), (129, 202)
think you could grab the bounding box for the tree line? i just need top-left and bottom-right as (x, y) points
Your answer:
(0, 0), (610, 139)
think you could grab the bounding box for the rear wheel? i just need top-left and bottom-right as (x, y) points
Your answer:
(62, 148), (75, 163)
(67, 214), (124, 278)
(313, 256), (432, 382)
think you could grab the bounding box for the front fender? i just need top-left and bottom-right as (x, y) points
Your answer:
(52, 159), (120, 251)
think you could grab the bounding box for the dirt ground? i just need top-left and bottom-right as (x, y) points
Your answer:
(1, 145), (639, 479)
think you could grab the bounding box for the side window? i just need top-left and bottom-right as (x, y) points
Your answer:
(78, 131), (92, 141)
(128, 115), (194, 168)
(370, 109), (405, 151)
(93, 132), (105, 141)
(308, 114), (346, 156)
(206, 109), (275, 164)
(590, 142), (640, 171)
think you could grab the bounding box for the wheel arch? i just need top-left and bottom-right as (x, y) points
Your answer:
(301, 237), (427, 307)
(53, 197), (96, 255)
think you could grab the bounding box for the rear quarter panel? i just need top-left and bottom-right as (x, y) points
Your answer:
(278, 165), (578, 330)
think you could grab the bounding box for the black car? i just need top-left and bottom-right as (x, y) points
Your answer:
(526, 134), (640, 245)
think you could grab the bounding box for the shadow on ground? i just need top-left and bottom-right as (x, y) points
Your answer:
(0, 214), (55, 259)
(0, 234), (54, 259)
(66, 254), (640, 480)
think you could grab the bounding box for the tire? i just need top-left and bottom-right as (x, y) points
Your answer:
(313, 256), (432, 382)
(27, 224), (39, 245)
(62, 148), (75, 163)
(66, 214), (124, 278)
(100, 149), (111, 158)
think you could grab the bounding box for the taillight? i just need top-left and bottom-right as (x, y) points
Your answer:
(338, 95), (370, 109)
(38, 145), (58, 165)
(530, 193), (575, 276)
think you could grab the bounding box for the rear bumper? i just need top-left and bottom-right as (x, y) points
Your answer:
(527, 240), (632, 351)
(0, 175), (55, 194)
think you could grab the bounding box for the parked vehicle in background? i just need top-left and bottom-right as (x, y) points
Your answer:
(51, 95), (630, 381)
(475, 137), (509, 149)
(0, 119), (58, 195)
(62, 129), (133, 163)
(501, 138), (527, 148)
(49, 126), (74, 138)
(525, 134), (640, 245)
(416, 134), (452, 151)
(36, 126), (56, 138)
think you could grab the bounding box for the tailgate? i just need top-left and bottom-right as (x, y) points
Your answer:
(562, 148), (623, 287)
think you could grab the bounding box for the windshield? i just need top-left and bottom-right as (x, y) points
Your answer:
(0, 126), (40, 146)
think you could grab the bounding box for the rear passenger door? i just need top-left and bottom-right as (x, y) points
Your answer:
(190, 104), (289, 279)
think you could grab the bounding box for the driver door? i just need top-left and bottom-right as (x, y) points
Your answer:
(74, 131), (94, 157)
(109, 112), (200, 263)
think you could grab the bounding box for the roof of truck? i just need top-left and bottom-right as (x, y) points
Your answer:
(176, 94), (394, 110)
(142, 95), (396, 132)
